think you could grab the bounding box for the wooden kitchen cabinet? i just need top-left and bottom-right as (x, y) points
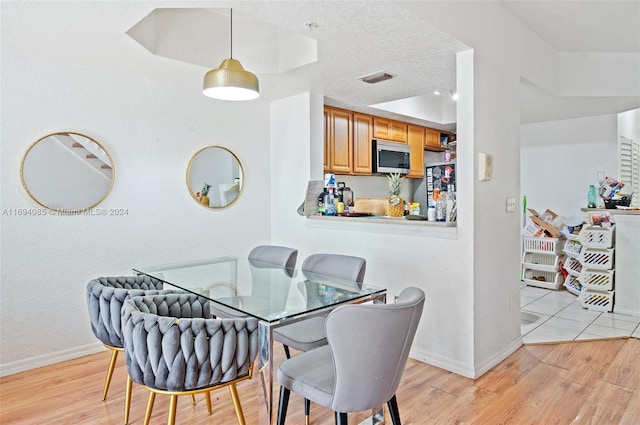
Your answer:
(324, 106), (353, 174)
(352, 112), (373, 175)
(406, 124), (425, 178)
(324, 105), (454, 175)
(373, 117), (407, 143)
(389, 120), (407, 142)
(425, 128), (441, 149)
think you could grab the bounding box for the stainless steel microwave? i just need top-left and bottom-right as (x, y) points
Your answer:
(372, 139), (411, 174)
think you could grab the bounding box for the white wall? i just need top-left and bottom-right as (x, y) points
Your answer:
(0, 4), (272, 374)
(269, 40), (524, 378)
(272, 92), (477, 375)
(2, 1), (588, 380)
(269, 92), (317, 249)
(401, 1), (523, 377)
(619, 109), (640, 141)
(521, 114), (618, 217)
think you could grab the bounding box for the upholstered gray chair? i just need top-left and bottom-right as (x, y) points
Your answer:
(249, 244), (298, 272)
(210, 245), (298, 319)
(86, 276), (177, 401)
(121, 293), (259, 425)
(276, 287), (425, 425)
(273, 253), (366, 358)
(273, 253), (366, 425)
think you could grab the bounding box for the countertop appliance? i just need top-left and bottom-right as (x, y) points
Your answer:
(372, 139), (411, 174)
(336, 182), (354, 207)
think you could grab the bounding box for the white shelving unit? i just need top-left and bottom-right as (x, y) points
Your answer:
(577, 226), (616, 312)
(562, 233), (583, 295)
(521, 236), (565, 290)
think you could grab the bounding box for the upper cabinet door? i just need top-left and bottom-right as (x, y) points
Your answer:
(373, 117), (407, 143)
(389, 120), (407, 143)
(326, 106), (353, 174)
(373, 116), (391, 140)
(425, 128), (441, 148)
(352, 113), (373, 175)
(406, 124), (425, 178)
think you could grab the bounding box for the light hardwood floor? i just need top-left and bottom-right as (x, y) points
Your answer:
(1, 339), (639, 424)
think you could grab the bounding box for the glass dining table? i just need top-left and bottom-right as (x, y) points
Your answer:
(133, 256), (387, 424)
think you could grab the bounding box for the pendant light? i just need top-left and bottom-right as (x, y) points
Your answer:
(203, 9), (259, 101)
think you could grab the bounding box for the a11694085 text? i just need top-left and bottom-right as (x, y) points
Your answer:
(2, 208), (129, 216)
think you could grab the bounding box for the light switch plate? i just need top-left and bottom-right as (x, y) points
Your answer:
(478, 152), (493, 181)
(506, 197), (517, 212)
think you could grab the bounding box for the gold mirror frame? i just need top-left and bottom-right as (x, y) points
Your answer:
(186, 146), (244, 209)
(20, 132), (115, 213)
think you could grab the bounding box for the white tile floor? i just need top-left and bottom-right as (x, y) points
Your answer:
(521, 284), (640, 344)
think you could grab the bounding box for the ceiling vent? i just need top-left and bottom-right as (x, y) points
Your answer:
(358, 71), (394, 84)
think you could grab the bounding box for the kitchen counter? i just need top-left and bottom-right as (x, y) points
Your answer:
(580, 208), (640, 215)
(307, 214), (456, 226)
(305, 214), (457, 239)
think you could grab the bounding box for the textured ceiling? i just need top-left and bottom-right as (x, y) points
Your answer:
(499, 0), (640, 53)
(123, 2), (461, 128)
(215, 2), (461, 128)
(246, 0), (640, 125)
(3, 1), (639, 127)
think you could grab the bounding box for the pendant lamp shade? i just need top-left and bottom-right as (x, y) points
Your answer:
(203, 9), (260, 101)
(203, 58), (259, 101)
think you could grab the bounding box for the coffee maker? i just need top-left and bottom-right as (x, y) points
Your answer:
(336, 182), (354, 208)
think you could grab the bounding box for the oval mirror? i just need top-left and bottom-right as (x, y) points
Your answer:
(187, 146), (243, 209)
(20, 132), (115, 212)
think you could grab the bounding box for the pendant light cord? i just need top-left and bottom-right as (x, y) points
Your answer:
(230, 8), (233, 59)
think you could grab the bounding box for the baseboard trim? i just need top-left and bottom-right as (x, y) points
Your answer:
(409, 335), (523, 379)
(409, 348), (475, 378)
(473, 336), (523, 378)
(0, 342), (105, 377)
(612, 306), (640, 317)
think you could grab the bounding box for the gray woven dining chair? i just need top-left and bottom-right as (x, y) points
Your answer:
(121, 293), (259, 425)
(86, 275), (182, 424)
(272, 253), (366, 425)
(276, 287), (425, 425)
(210, 245), (298, 318)
(86, 276), (178, 399)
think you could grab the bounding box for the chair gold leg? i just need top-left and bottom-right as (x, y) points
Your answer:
(168, 395), (178, 425)
(191, 394), (197, 405)
(229, 384), (246, 425)
(124, 375), (133, 425)
(205, 391), (212, 414)
(143, 392), (155, 425)
(102, 348), (119, 400)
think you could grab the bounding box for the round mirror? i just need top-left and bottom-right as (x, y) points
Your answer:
(20, 132), (115, 212)
(187, 146), (243, 209)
